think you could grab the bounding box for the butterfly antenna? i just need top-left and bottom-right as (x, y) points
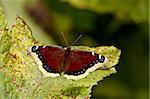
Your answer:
(61, 32), (69, 46)
(71, 34), (83, 46)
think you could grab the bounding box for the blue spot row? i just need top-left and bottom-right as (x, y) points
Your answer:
(66, 55), (106, 76)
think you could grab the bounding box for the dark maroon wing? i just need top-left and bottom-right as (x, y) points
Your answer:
(32, 46), (65, 73)
(64, 50), (100, 75)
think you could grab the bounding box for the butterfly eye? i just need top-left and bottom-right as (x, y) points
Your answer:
(32, 46), (38, 52)
(100, 55), (105, 63)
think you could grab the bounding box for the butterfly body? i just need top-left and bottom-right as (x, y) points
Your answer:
(31, 46), (108, 80)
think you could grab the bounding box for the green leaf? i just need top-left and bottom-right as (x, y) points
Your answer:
(62, 0), (148, 22)
(0, 0), (55, 44)
(0, 7), (8, 30)
(0, 73), (5, 98)
(0, 8), (10, 68)
(0, 13), (121, 98)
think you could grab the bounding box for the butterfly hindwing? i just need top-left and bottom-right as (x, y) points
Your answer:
(64, 50), (98, 74)
(63, 50), (106, 80)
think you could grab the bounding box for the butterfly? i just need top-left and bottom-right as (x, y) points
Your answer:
(30, 45), (108, 80)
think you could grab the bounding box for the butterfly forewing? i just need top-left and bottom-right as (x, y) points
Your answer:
(38, 46), (65, 73)
(64, 50), (99, 74)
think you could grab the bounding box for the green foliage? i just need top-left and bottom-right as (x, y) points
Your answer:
(0, 9), (121, 98)
(63, 0), (148, 22)
(0, 0), (148, 98)
(0, 7), (7, 30)
(0, 73), (5, 98)
(0, 8), (10, 68)
(0, 0), (55, 44)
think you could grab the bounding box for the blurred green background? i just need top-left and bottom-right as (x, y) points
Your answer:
(0, 0), (149, 99)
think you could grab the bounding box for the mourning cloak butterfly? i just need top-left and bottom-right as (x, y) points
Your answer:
(30, 46), (108, 80)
